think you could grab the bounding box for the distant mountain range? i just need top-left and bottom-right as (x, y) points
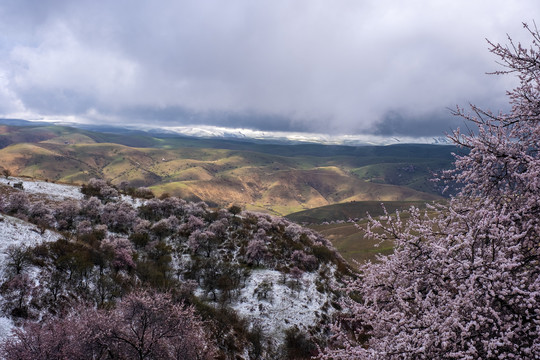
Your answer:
(0, 118), (452, 146)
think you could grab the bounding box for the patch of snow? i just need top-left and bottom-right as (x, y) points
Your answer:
(0, 215), (61, 262)
(0, 214), (62, 340)
(1, 178), (146, 207)
(120, 194), (145, 207)
(0, 177), (83, 201)
(0, 316), (14, 342)
(231, 269), (333, 346)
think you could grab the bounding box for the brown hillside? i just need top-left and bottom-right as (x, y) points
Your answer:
(0, 128), (444, 215)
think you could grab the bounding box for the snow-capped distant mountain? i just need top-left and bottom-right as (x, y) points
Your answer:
(0, 118), (452, 146)
(142, 125), (453, 146)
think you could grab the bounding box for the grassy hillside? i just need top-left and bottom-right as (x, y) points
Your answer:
(309, 220), (391, 264)
(285, 200), (432, 224)
(309, 208), (424, 265)
(0, 124), (454, 215)
(351, 160), (451, 194)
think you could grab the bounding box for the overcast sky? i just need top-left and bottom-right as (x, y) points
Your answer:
(0, 0), (538, 137)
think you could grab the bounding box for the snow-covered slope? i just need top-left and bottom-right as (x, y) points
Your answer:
(0, 178), (83, 201)
(0, 215), (61, 272)
(232, 268), (336, 347)
(0, 214), (62, 340)
(0, 178), (144, 207)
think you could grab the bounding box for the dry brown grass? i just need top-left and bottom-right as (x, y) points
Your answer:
(0, 128), (444, 216)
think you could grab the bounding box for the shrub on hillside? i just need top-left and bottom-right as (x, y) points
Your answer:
(81, 178), (119, 203)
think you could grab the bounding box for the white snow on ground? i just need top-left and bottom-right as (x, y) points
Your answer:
(231, 269), (333, 347)
(0, 316), (14, 342)
(0, 177), (146, 207)
(120, 194), (146, 207)
(0, 215), (61, 273)
(0, 214), (62, 341)
(0, 177), (83, 201)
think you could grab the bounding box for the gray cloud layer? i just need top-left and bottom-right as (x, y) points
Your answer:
(0, 0), (538, 136)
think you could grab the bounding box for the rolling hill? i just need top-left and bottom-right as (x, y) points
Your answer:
(0, 123), (456, 215)
(285, 200), (433, 224)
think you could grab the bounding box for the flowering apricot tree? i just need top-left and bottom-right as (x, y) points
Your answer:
(323, 23), (540, 359)
(1, 290), (215, 360)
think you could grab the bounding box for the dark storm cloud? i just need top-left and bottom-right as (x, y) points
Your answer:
(0, 0), (538, 137)
(102, 106), (309, 133)
(373, 111), (465, 137)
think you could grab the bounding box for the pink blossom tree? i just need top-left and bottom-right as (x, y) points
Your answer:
(207, 218), (228, 239)
(28, 201), (55, 233)
(132, 186), (155, 199)
(0, 310), (103, 359)
(3, 192), (29, 216)
(290, 250), (318, 271)
(150, 216), (179, 240)
(188, 229), (217, 257)
(52, 199), (81, 231)
(81, 178), (119, 203)
(1, 290), (215, 360)
(100, 201), (137, 234)
(139, 197), (186, 221)
(0, 274), (36, 319)
(100, 236), (136, 272)
(323, 24), (540, 359)
(246, 239), (267, 266)
(96, 290), (215, 359)
(186, 214), (205, 232)
(79, 196), (103, 223)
